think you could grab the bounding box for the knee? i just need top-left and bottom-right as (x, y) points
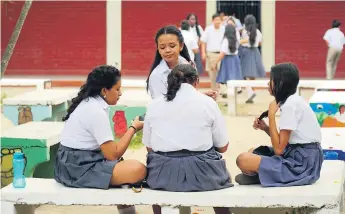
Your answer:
(236, 152), (249, 169)
(132, 161), (147, 181)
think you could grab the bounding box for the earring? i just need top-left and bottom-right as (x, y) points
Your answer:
(104, 95), (107, 99)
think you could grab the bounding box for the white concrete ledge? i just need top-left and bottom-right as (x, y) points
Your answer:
(2, 161), (344, 212)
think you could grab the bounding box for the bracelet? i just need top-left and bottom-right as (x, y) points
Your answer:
(129, 126), (137, 132)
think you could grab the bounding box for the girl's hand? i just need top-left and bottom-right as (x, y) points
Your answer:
(268, 100), (280, 116)
(253, 117), (268, 131)
(204, 90), (218, 100)
(131, 116), (144, 131)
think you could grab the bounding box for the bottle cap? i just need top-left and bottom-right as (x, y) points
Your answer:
(13, 152), (24, 160)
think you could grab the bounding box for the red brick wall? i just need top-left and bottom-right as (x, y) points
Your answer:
(1, 1), (106, 75)
(121, 1), (206, 76)
(275, 1), (345, 78)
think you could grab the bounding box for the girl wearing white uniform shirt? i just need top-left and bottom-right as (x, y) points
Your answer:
(54, 66), (146, 214)
(239, 15), (266, 104)
(235, 63), (323, 187)
(144, 64), (232, 214)
(147, 25), (217, 100)
(212, 24), (242, 96)
(187, 13), (204, 74)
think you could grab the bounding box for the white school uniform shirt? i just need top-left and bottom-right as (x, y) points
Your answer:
(189, 25), (204, 43)
(220, 30), (241, 55)
(181, 30), (199, 61)
(59, 96), (114, 150)
(148, 56), (189, 100)
(279, 93), (321, 144)
(142, 83), (229, 152)
(323, 28), (345, 50)
(200, 25), (225, 52)
(241, 29), (262, 48)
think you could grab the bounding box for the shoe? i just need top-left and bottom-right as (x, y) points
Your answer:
(237, 90), (242, 94)
(235, 173), (260, 185)
(245, 93), (256, 104)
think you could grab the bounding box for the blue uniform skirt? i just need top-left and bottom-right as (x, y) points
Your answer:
(54, 144), (119, 189)
(253, 143), (323, 187)
(146, 147), (233, 192)
(194, 51), (204, 74)
(239, 46), (266, 78)
(216, 55), (242, 84)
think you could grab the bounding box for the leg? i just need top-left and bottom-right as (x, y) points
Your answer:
(2, 202), (36, 214)
(245, 77), (256, 103)
(206, 53), (219, 91)
(236, 152), (262, 175)
(326, 48), (335, 79)
(111, 159), (147, 185)
(161, 206), (180, 214)
(332, 50), (342, 79)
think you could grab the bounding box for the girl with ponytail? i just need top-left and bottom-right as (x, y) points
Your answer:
(235, 63), (323, 188)
(55, 65), (146, 214)
(147, 25), (217, 100)
(239, 14), (266, 104)
(144, 64), (233, 214)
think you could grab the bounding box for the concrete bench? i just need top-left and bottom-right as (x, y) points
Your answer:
(1, 121), (64, 187)
(1, 161), (344, 214)
(226, 80), (345, 116)
(2, 89), (78, 125)
(0, 78), (52, 90)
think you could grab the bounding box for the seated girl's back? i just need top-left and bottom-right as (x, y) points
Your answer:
(144, 83), (228, 152)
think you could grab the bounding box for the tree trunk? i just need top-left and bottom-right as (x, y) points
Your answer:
(1, 0), (33, 79)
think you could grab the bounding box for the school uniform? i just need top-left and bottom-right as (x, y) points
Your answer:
(239, 29), (265, 78)
(323, 27), (345, 79)
(54, 96), (118, 190)
(148, 56), (188, 99)
(189, 25), (204, 74)
(216, 31), (242, 84)
(181, 30), (198, 62)
(254, 93), (323, 187)
(143, 83), (232, 192)
(201, 25), (225, 90)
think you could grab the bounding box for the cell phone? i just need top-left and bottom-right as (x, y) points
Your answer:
(139, 114), (145, 121)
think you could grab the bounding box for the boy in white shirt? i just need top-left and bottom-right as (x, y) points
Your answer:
(323, 20), (345, 79)
(201, 13), (225, 91)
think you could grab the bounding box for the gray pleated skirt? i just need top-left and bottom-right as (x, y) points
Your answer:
(195, 51), (204, 74)
(217, 55), (242, 84)
(54, 144), (119, 189)
(239, 46), (266, 78)
(254, 143), (323, 187)
(146, 147), (233, 192)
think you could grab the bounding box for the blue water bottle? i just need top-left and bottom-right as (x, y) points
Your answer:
(324, 151), (339, 160)
(12, 152), (26, 188)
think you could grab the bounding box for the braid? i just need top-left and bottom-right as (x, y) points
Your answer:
(62, 84), (88, 121)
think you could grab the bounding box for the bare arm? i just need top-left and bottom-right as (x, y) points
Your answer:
(100, 127), (137, 160)
(240, 38), (249, 45)
(268, 115), (290, 156)
(201, 42), (207, 59)
(216, 143), (228, 153)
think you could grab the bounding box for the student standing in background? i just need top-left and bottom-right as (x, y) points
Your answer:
(186, 13), (204, 74)
(323, 20), (345, 79)
(180, 20), (199, 63)
(201, 13), (225, 92)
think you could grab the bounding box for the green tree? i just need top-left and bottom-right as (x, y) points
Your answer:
(1, 0), (33, 79)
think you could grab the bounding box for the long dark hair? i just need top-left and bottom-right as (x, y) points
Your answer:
(259, 63), (300, 120)
(62, 65), (121, 121)
(146, 25), (191, 91)
(165, 64), (198, 101)
(186, 13), (201, 38)
(244, 14), (257, 47)
(224, 24), (237, 53)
